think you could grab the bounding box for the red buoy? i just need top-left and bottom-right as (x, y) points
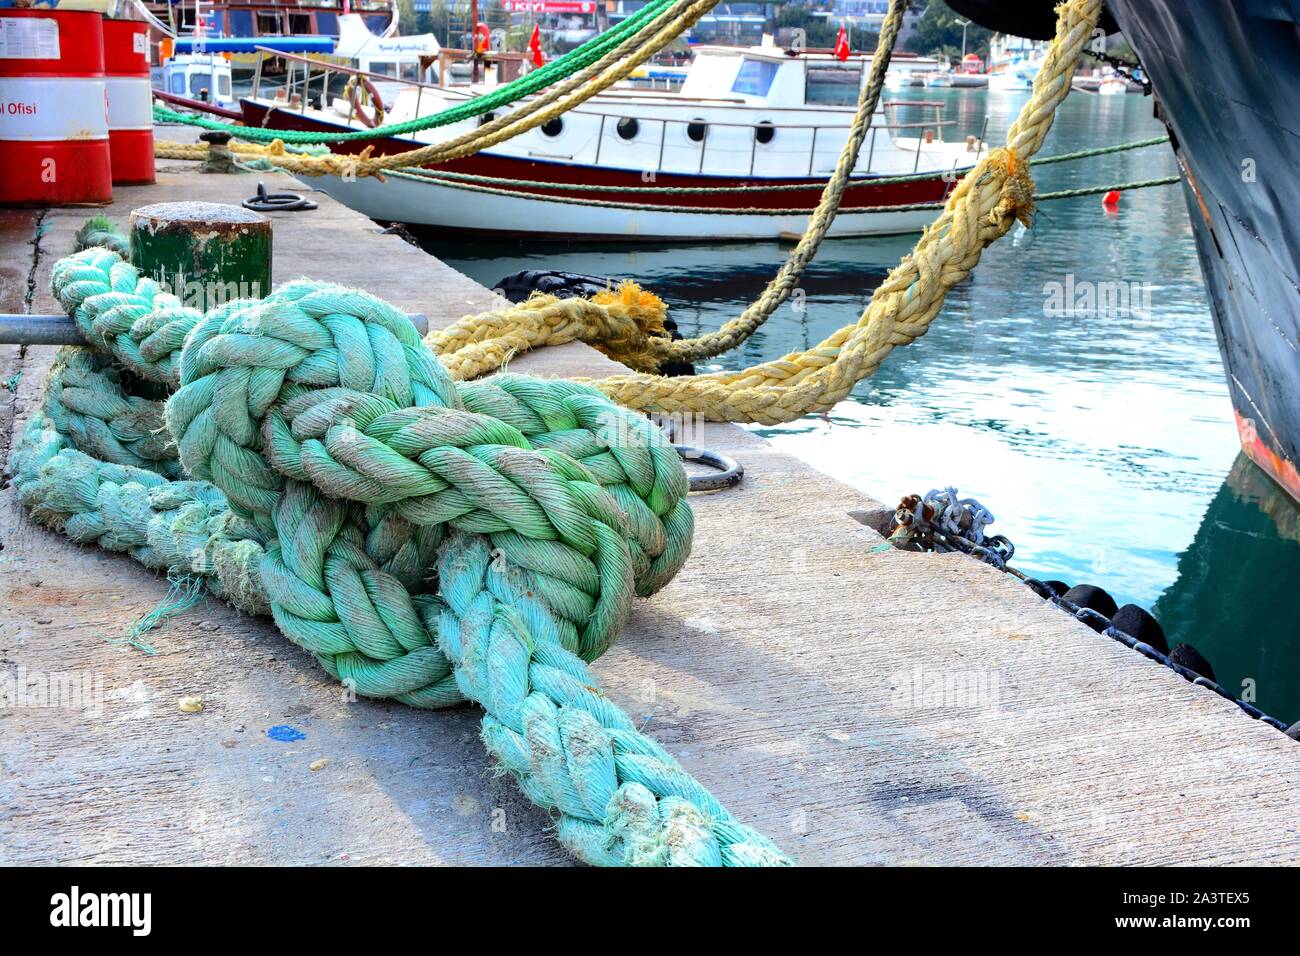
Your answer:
(0, 9), (112, 206)
(1102, 189), (1121, 208)
(103, 19), (155, 186)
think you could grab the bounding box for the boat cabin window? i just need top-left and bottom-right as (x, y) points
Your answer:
(228, 10), (253, 37)
(806, 62), (862, 106)
(370, 61), (397, 77)
(169, 73), (185, 95)
(731, 59), (779, 97)
(189, 73), (213, 96)
(400, 62), (420, 82)
(257, 12), (283, 35)
(217, 73), (231, 97)
(288, 14), (312, 34)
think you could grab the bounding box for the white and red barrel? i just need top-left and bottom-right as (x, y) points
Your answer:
(103, 18), (154, 185)
(0, 9), (112, 205)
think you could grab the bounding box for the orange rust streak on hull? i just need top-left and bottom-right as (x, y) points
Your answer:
(1235, 409), (1300, 504)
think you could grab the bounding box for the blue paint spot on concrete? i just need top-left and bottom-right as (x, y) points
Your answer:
(267, 724), (306, 742)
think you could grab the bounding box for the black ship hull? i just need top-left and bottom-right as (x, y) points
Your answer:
(1099, 0), (1300, 501)
(953, 0), (1300, 502)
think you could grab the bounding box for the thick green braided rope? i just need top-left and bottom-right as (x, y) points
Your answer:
(73, 216), (130, 258)
(11, 245), (789, 866)
(152, 0), (680, 144)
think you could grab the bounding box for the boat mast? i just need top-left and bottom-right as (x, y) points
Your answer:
(471, 0), (481, 83)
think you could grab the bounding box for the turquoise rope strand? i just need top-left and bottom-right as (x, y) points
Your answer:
(12, 244), (790, 866)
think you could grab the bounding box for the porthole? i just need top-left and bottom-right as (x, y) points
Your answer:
(541, 117), (564, 137)
(686, 120), (707, 143)
(755, 121), (776, 145)
(478, 111), (495, 127)
(616, 117), (639, 140)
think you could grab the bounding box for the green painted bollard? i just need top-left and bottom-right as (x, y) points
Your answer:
(128, 202), (272, 311)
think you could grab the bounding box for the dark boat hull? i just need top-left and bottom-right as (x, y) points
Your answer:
(1105, 0), (1300, 502)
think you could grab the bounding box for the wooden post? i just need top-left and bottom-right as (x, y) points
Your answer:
(128, 202), (272, 312)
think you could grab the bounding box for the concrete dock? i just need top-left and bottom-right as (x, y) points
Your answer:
(2, 130), (1298, 866)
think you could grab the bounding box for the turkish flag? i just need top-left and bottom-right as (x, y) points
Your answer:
(833, 25), (850, 62)
(529, 24), (545, 67)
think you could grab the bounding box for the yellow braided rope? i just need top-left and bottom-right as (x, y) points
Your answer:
(159, 0), (1101, 429)
(433, 283), (674, 379)
(429, 0), (914, 376)
(155, 0), (719, 178)
(568, 0), (1103, 424)
(154, 139), (298, 161)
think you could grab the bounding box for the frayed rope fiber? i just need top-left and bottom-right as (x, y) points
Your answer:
(11, 245), (790, 867)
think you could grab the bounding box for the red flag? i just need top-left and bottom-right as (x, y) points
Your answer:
(833, 25), (850, 62)
(529, 24), (545, 68)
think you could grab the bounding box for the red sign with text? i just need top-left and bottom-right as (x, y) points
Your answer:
(502, 1), (597, 12)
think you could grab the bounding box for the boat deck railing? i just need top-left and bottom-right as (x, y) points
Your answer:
(253, 49), (973, 179)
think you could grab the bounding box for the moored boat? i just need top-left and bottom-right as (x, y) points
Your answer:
(1096, 68), (1129, 95)
(135, 0), (397, 70)
(242, 41), (987, 241)
(985, 32), (1045, 92)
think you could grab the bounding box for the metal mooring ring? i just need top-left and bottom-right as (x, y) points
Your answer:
(243, 181), (318, 213)
(675, 445), (744, 492)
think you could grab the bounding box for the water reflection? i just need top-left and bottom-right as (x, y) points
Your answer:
(1153, 455), (1300, 726)
(424, 90), (1300, 723)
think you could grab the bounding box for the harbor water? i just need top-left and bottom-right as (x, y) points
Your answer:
(424, 89), (1300, 726)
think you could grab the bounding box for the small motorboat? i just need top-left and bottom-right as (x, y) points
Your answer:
(153, 50), (238, 110)
(986, 33), (1044, 93)
(1097, 68), (1130, 95)
(987, 66), (1036, 92)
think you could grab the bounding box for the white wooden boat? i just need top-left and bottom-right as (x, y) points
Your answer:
(242, 42), (988, 241)
(986, 34), (1045, 93)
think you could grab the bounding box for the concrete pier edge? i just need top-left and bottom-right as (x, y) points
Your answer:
(1, 127), (1297, 866)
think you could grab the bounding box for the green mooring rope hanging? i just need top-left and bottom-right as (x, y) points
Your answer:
(153, 0), (680, 144)
(11, 244), (790, 867)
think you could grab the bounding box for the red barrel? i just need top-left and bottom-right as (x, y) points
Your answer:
(103, 18), (154, 185)
(0, 9), (112, 205)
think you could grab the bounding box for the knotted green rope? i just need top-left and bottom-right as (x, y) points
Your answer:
(12, 245), (789, 866)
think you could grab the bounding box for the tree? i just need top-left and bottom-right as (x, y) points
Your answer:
(396, 0), (418, 37)
(776, 5), (839, 49)
(774, 5), (880, 53)
(850, 28), (880, 53)
(905, 1), (994, 61)
(426, 1), (451, 45)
